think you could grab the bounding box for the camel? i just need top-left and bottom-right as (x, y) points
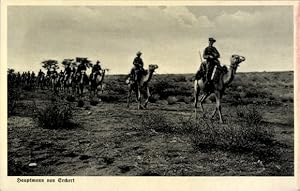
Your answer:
(64, 72), (75, 94)
(127, 64), (159, 109)
(37, 73), (46, 90)
(75, 71), (88, 96)
(194, 54), (246, 123)
(89, 69), (108, 97)
(50, 73), (60, 94)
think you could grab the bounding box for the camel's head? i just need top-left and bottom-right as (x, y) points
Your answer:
(230, 55), (246, 70)
(148, 64), (159, 72)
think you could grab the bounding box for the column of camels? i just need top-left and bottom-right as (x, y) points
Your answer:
(9, 53), (245, 123)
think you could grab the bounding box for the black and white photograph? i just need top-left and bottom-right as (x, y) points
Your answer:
(2, 2), (297, 189)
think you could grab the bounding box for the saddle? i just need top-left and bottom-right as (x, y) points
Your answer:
(195, 61), (227, 81)
(91, 71), (102, 81)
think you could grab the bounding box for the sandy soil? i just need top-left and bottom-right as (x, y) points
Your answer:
(7, 88), (293, 176)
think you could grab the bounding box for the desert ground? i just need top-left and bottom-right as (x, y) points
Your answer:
(8, 71), (294, 176)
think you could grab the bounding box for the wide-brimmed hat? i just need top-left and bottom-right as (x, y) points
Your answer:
(136, 51), (142, 56)
(209, 37), (216, 42)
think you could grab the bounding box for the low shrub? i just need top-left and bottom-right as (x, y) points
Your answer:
(188, 116), (275, 155)
(280, 93), (293, 103)
(22, 85), (33, 91)
(77, 99), (84, 107)
(66, 95), (75, 102)
(183, 105), (274, 156)
(183, 97), (192, 104)
(236, 105), (263, 126)
(136, 112), (176, 134)
(35, 100), (74, 129)
(148, 94), (160, 103)
(173, 75), (187, 82)
(99, 95), (120, 103)
(90, 99), (99, 106)
(8, 87), (20, 117)
(167, 96), (177, 105)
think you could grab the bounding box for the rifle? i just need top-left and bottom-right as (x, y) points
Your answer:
(198, 50), (203, 63)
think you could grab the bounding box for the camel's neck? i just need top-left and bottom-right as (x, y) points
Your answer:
(143, 69), (154, 83)
(100, 70), (105, 81)
(223, 65), (236, 87)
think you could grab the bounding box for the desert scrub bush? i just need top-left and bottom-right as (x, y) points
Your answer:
(176, 95), (192, 104)
(280, 93), (293, 103)
(167, 96), (177, 105)
(8, 87), (20, 117)
(236, 105), (263, 126)
(35, 100), (74, 129)
(186, 113), (275, 155)
(148, 94), (160, 103)
(151, 82), (192, 99)
(66, 95), (75, 102)
(99, 95), (120, 103)
(90, 98), (99, 106)
(135, 112), (177, 134)
(22, 85), (33, 91)
(77, 99), (84, 107)
(173, 75), (187, 82)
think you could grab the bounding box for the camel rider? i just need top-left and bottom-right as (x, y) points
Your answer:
(30, 72), (36, 81)
(130, 51), (144, 81)
(64, 63), (72, 80)
(51, 68), (58, 79)
(77, 62), (87, 74)
(90, 60), (102, 80)
(203, 37), (221, 84)
(38, 69), (44, 77)
(76, 61), (88, 81)
(71, 66), (76, 76)
(46, 69), (51, 77)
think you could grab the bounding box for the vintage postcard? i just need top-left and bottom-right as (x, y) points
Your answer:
(0, 0), (298, 191)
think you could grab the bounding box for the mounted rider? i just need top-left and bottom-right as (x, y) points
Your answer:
(127, 51), (145, 82)
(77, 61), (87, 73)
(64, 62), (72, 81)
(30, 71), (36, 80)
(38, 69), (44, 78)
(203, 37), (221, 84)
(51, 68), (58, 79)
(46, 69), (51, 78)
(76, 58), (88, 82)
(90, 60), (102, 81)
(196, 37), (221, 86)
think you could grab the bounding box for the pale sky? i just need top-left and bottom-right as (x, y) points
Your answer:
(8, 6), (293, 74)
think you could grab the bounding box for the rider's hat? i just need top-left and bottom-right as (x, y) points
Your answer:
(136, 51), (142, 56)
(96, 60), (100, 64)
(209, 37), (216, 42)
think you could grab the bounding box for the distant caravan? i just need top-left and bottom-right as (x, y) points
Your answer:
(194, 55), (246, 123)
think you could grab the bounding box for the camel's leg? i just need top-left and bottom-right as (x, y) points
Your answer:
(194, 82), (200, 109)
(194, 83), (200, 118)
(89, 82), (93, 98)
(101, 83), (104, 94)
(200, 93), (209, 112)
(215, 92), (223, 123)
(210, 92), (223, 123)
(143, 86), (151, 108)
(136, 86), (142, 110)
(127, 86), (132, 108)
